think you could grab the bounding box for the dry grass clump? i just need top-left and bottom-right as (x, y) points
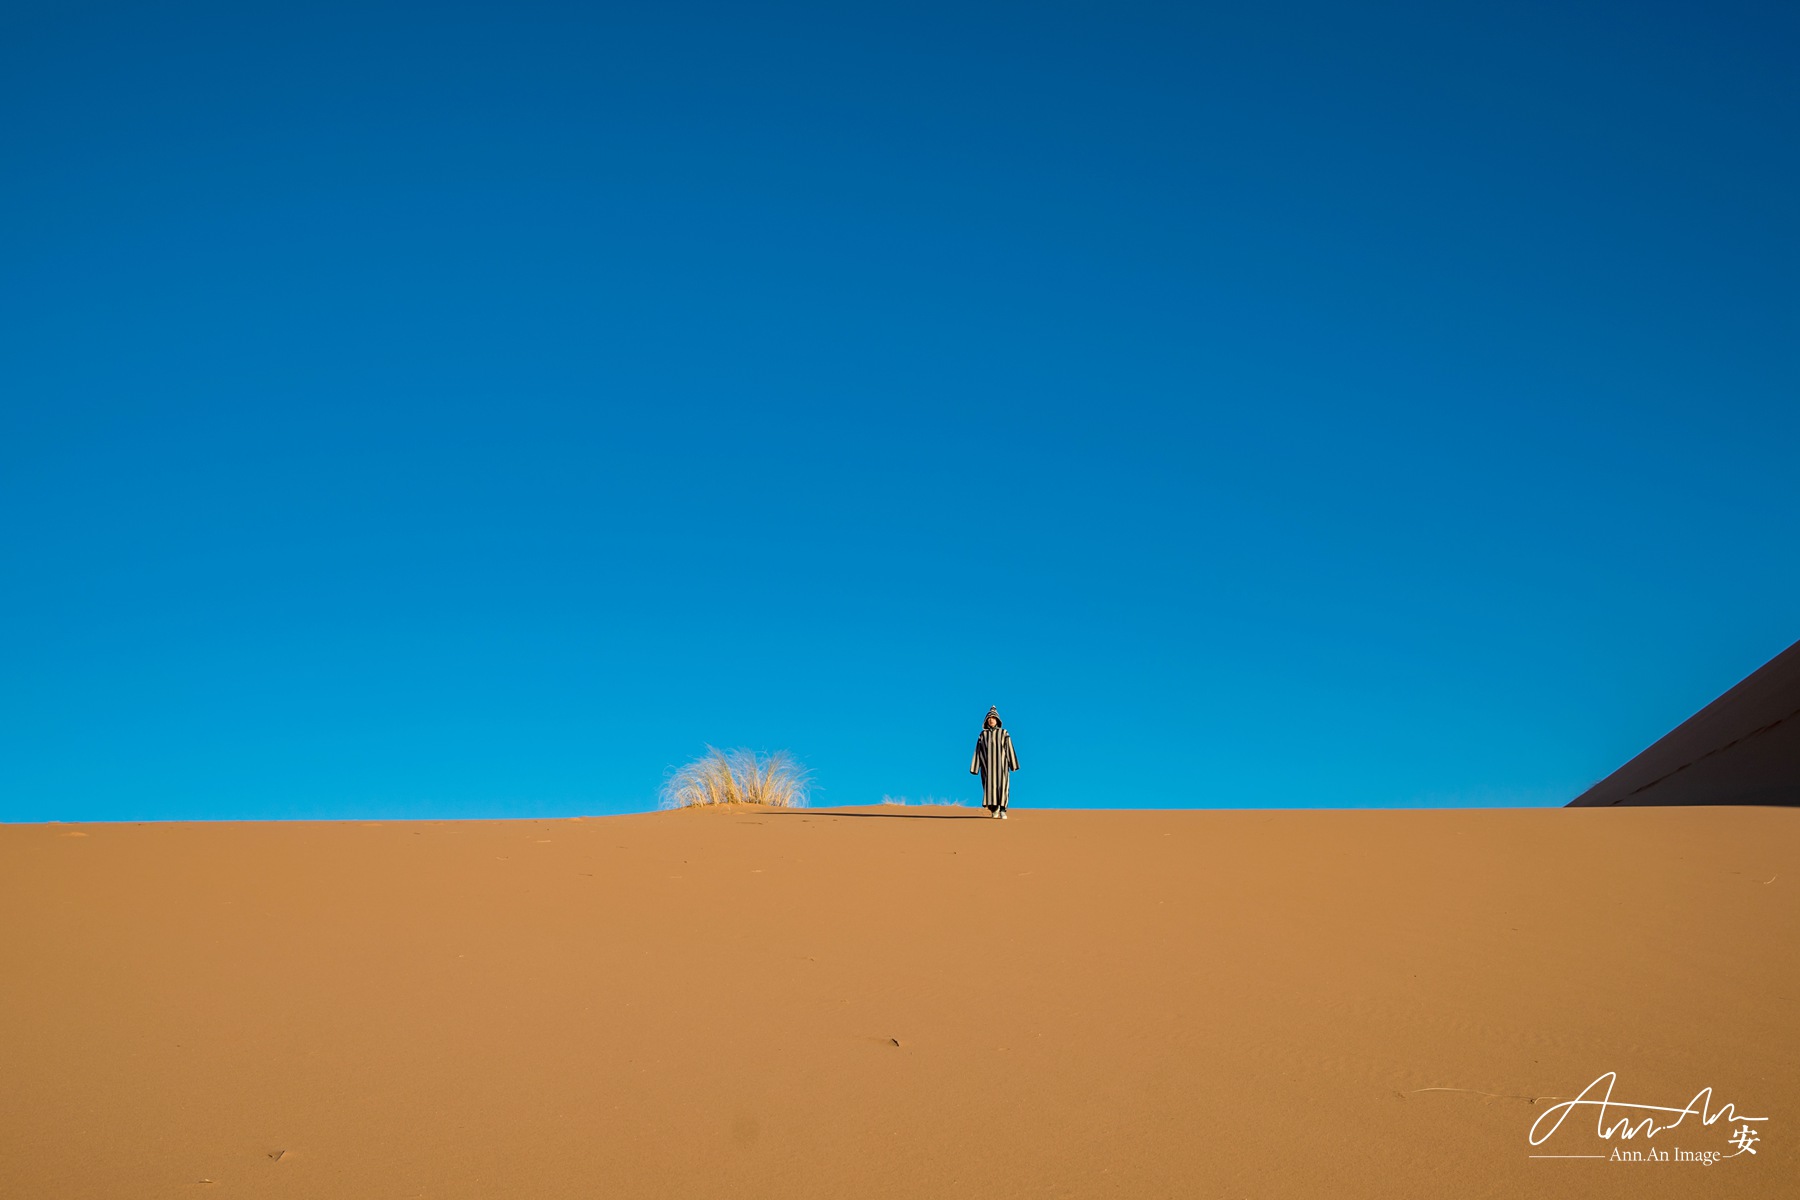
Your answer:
(660, 747), (811, 809)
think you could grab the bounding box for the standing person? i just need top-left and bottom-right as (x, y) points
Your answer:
(970, 706), (1020, 818)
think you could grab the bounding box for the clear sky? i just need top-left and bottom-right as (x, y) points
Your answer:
(3, 0), (1794, 821)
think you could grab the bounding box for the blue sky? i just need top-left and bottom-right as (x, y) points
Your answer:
(3, 0), (1794, 821)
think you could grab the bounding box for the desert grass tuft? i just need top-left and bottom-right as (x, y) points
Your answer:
(660, 747), (811, 809)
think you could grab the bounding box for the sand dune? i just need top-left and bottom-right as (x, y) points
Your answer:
(1573, 636), (1800, 807)
(2, 805), (1794, 1198)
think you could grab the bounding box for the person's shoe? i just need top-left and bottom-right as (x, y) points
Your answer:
(1000, 810), (1008, 820)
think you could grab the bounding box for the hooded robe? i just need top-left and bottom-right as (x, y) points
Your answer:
(970, 708), (1020, 810)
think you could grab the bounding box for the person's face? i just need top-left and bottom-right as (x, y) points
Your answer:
(985, 716), (998, 728)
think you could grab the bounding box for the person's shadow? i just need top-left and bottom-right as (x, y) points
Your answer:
(763, 808), (988, 820)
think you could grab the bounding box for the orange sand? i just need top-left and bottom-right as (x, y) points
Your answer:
(2, 805), (1794, 1198)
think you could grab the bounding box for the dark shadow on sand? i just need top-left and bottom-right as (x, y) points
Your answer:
(763, 809), (992, 820)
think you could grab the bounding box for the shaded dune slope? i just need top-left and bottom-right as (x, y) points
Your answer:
(1572, 637), (1800, 807)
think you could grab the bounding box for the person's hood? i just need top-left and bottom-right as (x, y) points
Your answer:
(985, 706), (1002, 728)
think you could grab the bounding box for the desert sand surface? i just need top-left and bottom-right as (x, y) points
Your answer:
(3, 805), (1794, 1199)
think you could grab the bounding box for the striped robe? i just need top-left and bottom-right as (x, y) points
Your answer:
(970, 727), (1020, 810)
